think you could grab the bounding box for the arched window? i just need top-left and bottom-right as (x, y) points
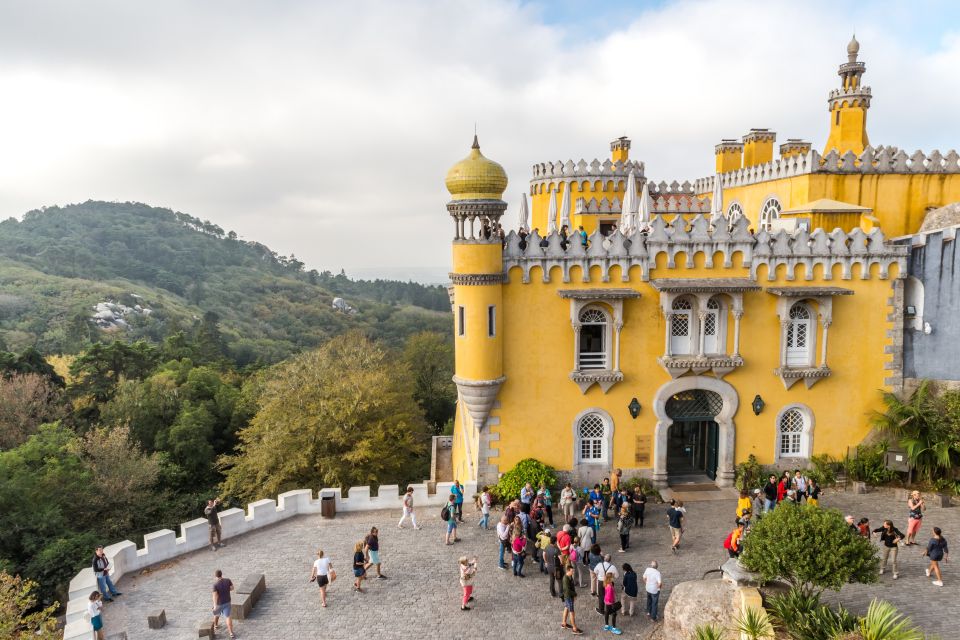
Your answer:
(577, 412), (607, 462)
(777, 408), (810, 458)
(670, 298), (693, 355)
(703, 298), (722, 354)
(786, 303), (813, 367)
(578, 307), (609, 370)
(727, 202), (744, 222)
(759, 197), (782, 230)
(904, 276), (924, 331)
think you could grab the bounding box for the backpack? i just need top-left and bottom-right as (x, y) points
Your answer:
(441, 505), (450, 521)
(723, 531), (734, 550)
(569, 547), (579, 563)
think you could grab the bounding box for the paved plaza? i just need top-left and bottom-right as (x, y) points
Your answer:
(99, 489), (958, 639)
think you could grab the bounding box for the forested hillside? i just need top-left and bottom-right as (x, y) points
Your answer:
(0, 201), (450, 361)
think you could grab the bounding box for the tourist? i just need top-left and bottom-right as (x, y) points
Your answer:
(88, 591), (105, 640)
(535, 525), (552, 573)
(212, 569), (236, 639)
(751, 489), (764, 519)
(516, 503), (531, 538)
(610, 467), (622, 493)
(806, 480), (821, 507)
(205, 498), (223, 551)
(925, 527), (948, 587)
(540, 482), (555, 525)
(845, 515), (858, 534)
(621, 563), (638, 617)
(309, 549), (333, 607)
(364, 527), (386, 579)
(857, 517), (871, 538)
(560, 224), (569, 250)
(91, 546), (121, 602)
(352, 541), (368, 593)
(532, 490), (547, 524)
(763, 475), (778, 513)
(511, 529), (527, 577)
(736, 490), (752, 522)
(616, 503), (632, 552)
(520, 482), (534, 506)
(577, 518), (595, 562)
(602, 573), (622, 635)
(777, 472), (790, 503)
(723, 520), (745, 558)
(561, 564), (584, 635)
(444, 494), (459, 545)
(560, 482), (577, 521)
(458, 556), (477, 610)
(631, 486), (646, 527)
(907, 491), (925, 545)
(518, 227), (529, 251)
(479, 486), (492, 530)
(588, 484), (603, 505)
(593, 553), (619, 615)
(586, 500), (602, 536)
(557, 523), (573, 561)
(667, 499), (684, 553)
(872, 520), (904, 579)
(600, 477), (613, 520)
(793, 470), (808, 501)
(578, 225), (588, 248)
(642, 560), (662, 621)
(398, 486), (422, 530)
(588, 544), (603, 596)
(452, 480), (465, 522)
(545, 535), (562, 597)
(496, 514), (511, 569)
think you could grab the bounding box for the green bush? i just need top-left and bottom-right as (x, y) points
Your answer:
(844, 443), (897, 485)
(493, 458), (557, 502)
(740, 504), (878, 592)
(767, 586), (855, 640)
(735, 454), (765, 491)
(806, 454), (839, 487)
(622, 476), (662, 502)
(689, 623), (724, 640)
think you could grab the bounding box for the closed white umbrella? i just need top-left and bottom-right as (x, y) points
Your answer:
(518, 192), (530, 230)
(710, 174), (723, 224)
(547, 189), (558, 233)
(638, 180), (652, 227)
(559, 183), (571, 231)
(620, 170), (638, 234)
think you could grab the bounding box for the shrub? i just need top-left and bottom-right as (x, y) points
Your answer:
(622, 476), (662, 502)
(735, 454), (765, 491)
(855, 599), (925, 640)
(843, 443), (897, 485)
(690, 623), (724, 640)
(740, 504), (878, 592)
(734, 606), (774, 640)
(768, 586), (856, 640)
(493, 458), (556, 502)
(806, 454), (839, 487)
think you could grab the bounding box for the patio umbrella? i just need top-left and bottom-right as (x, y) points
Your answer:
(559, 183), (571, 231)
(620, 170), (638, 234)
(518, 192), (529, 230)
(547, 188), (558, 233)
(710, 174), (723, 224)
(638, 180), (652, 228)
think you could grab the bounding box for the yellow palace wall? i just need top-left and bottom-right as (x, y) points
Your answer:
(452, 254), (899, 482)
(530, 179), (630, 236)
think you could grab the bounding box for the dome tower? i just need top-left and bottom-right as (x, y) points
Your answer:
(824, 35), (872, 155)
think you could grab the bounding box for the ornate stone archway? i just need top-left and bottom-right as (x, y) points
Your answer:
(652, 376), (739, 488)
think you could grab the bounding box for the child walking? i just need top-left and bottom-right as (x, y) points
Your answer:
(459, 556), (477, 610)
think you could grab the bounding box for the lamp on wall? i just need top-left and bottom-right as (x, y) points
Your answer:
(628, 397), (642, 419)
(752, 394), (765, 416)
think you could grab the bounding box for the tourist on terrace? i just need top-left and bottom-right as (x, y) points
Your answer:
(907, 491), (925, 545)
(511, 530), (527, 577)
(560, 224), (569, 250)
(520, 482), (534, 506)
(205, 498), (223, 551)
(496, 514), (511, 569)
(631, 487), (646, 527)
(451, 480), (465, 522)
(724, 520), (745, 558)
(642, 560), (662, 621)
(540, 482), (555, 526)
(925, 527), (948, 587)
(557, 522), (573, 563)
(736, 490), (752, 522)
(364, 527), (386, 579)
(352, 541), (368, 593)
(751, 488), (764, 519)
(873, 520), (905, 579)
(585, 500), (602, 536)
(479, 486), (492, 530)
(601, 573), (622, 635)
(545, 534), (562, 598)
(793, 470), (808, 501)
(211, 569), (236, 639)
(578, 225), (588, 248)
(667, 500), (684, 553)
(806, 481), (821, 508)
(309, 549), (333, 607)
(88, 591), (105, 640)
(91, 545), (121, 601)
(621, 563), (638, 617)
(458, 555), (477, 610)
(398, 486), (421, 530)
(616, 503), (632, 553)
(560, 482), (577, 521)
(561, 564), (584, 635)
(444, 495), (459, 545)
(763, 475), (778, 513)
(600, 478), (613, 520)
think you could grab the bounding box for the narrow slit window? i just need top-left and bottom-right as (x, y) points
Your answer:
(458, 306), (465, 337)
(487, 305), (495, 337)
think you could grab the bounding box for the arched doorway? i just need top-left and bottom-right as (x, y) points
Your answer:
(665, 390), (723, 481)
(652, 377), (739, 488)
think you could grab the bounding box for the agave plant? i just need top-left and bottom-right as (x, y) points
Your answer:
(691, 623), (725, 640)
(844, 599), (925, 640)
(734, 606), (775, 640)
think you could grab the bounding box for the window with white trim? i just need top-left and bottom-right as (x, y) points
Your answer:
(786, 302), (813, 367)
(727, 202), (744, 222)
(703, 298), (721, 354)
(577, 412), (607, 462)
(578, 307), (609, 370)
(778, 408), (807, 457)
(670, 298), (693, 355)
(759, 198), (781, 231)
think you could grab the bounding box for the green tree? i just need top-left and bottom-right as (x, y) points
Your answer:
(402, 331), (456, 434)
(219, 332), (429, 502)
(0, 374), (64, 449)
(740, 504), (878, 593)
(0, 572), (59, 640)
(69, 340), (159, 402)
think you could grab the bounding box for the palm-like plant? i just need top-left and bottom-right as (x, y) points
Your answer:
(838, 599), (925, 640)
(691, 623), (725, 640)
(734, 606), (775, 640)
(873, 380), (955, 483)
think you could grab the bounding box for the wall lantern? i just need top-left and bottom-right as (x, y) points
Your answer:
(751, 394), (765, 416)
(628, 397), (642, 419)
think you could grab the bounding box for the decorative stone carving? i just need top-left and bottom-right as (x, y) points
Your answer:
(774, 366), (832, 389)
(453, 376), (506, 428)
(658, 355), (745, 379)
(449, 272), (505, 286)
(569, 370), (624, 394)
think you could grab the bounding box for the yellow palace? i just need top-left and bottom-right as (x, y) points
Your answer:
(444, 38), (960, 488)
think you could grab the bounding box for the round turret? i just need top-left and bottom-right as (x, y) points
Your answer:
(445, 135), (508, 201)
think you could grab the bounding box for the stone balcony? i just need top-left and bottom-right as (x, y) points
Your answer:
(774, 365), (832, 389)
(570, 369), (623, 393)
(658, 355), (744, 379)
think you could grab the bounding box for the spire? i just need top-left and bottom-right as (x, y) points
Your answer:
(472, 134), (480, 150)
(847, 33), (860, 62)
(823, 36), (871, 155)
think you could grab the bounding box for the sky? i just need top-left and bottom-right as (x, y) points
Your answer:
(1, 1), (959, 282)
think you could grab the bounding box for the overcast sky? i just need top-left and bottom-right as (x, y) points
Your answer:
(1, 1), (959, 281)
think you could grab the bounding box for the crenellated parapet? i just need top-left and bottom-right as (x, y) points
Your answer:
(503, 213), (907, 283)
(575, 193), (711, 215)
(530, 158), (645, 194)
(828, 83), (872, 110)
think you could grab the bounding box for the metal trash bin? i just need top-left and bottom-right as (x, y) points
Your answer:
(321, 494), (336, 519)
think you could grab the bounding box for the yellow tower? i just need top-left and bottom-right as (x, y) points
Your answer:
(446, 135), (508, 485)
(715, 139), (743, 173)
(742, 129), (776, 167)
(824, 35), (871, 155)
(610, 136), (631, 163)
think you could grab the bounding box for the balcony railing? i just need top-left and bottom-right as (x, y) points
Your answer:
(578, 352), (608, 370)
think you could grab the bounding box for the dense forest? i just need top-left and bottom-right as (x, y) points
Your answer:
(0, 202), (457, 616)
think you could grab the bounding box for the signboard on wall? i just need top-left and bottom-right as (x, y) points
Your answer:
(635, 435), (652, 466)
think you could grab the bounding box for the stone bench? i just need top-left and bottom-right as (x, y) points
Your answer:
(197, 619), (215, 638)
(232, 592), (253, 620)
(236, 573), (266, 608)
(148, 609), (166, 629)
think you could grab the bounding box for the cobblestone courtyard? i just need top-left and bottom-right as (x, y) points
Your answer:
(100, 490), (958, 639)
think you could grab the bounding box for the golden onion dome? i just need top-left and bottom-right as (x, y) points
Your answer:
(445, 135), (508, 201)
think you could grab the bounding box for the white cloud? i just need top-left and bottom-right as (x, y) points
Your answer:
(0, 0), (958, 277)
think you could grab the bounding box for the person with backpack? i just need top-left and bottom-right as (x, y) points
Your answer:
(443, 494), (459, 545)
(925, 526), (949, 587)
(601, 573), (622, 635)
(616, 503), (632, 553)
(593, 553), (619, 615)
(560, 564), (584, 635)
(666, 500), (684, 553)
(398, 486), (421, 530)
(723, 520), (745, 558)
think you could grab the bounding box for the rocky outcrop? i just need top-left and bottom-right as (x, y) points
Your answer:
(663, 579), (739, 639)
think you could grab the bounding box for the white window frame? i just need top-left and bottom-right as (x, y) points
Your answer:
(786, 302), (814, 367)
(577, 305), (611, 370)
(759, 197), (782, 231)
(572, 408), (614, 466)
(726, 201), (744, 222)
(702, 297), (726, 355)
(775, 404), (814, 461)
(670, 297), (695, 355)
